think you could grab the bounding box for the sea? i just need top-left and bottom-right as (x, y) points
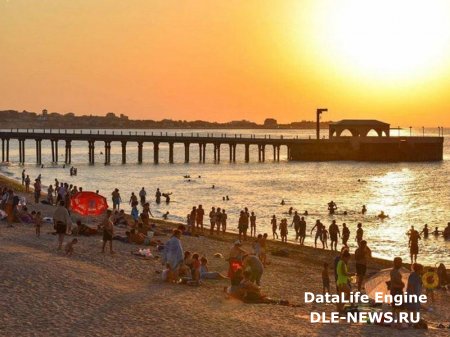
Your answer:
(1, 128), (449, 265)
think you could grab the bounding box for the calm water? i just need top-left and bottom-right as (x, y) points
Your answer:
(1, 128), (449, 265)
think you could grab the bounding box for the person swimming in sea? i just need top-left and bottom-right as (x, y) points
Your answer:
(377, 211), (389, 220)
(361, 205), (367, 215)
(280, 199), (285, 206)
(420, 224), (429, 239)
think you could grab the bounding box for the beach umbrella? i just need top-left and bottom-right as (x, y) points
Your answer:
(70, 191), (109, 216)
(364, 267), (410, 303)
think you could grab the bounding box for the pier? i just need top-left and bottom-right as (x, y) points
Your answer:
(0, 130), (292, 165)
(0, 120), (444, 165)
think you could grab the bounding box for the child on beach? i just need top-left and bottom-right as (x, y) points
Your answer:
(65, 238), (78, 256)
(34, 211), (42, 237)
(322, 262), (330, 294)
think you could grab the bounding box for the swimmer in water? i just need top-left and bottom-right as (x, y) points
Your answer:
(377, 211), (389, 220)
(288, 207), (293, 216)
(420, 224), (429, 239)
(226, 195), (230, 201)
(361, 205), (367, 215)
(303, 210), (309, 216)
(212, 185), (215, 189)
(432, 227), (440, 237)
(281, 199), (285, 206)
(162, 212), (169, 220)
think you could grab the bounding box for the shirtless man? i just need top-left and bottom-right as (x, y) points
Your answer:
(311, 220), (324, 248)
(291, 211), (301, 240)
(250, 212), (256, 237)
(298, 217), (307, 245)
(209, 207), (216, 234)
(408, 226), (421, 264)
(329, 220), (341, 251)
(196, 205), (204, 231)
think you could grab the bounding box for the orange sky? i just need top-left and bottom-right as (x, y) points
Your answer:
(1, 0), (450, 125)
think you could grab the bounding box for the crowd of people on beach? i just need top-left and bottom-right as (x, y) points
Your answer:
(1, 170), (449, 325)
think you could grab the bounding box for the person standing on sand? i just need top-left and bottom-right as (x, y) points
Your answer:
(129, 192), (138, 206)
(24, 175), (30, 193)
(216, 207), (222, 233)
(342, 223), (350, 247)
(47, 184), (54, 205)
(356, 223), (364, 244)
(291, 211), (301, 240)
(250, 211), (256, 237)
(336, 250), (353, 313)
(238, 211), (249, 241)
(190, 206), (197, 232)
(162, 229), (184, 277)
(33, 179), (41, 204)
(111, 189), (121, 210)
(329, 220), (341, 251)
(354, 240), (371, 292)
(221, 209), (227, 233)
(389, 257), (405, 320)
(196, 204), (204, 231)
(139, 187), (146, 204)
(101, 209), (114, 254)
(298, 217), (307, 245)
(271, 215), (278, 239)
(53, 201), (72, 250)
(280, 218), (288, 243)
(21, 169), (26, 185)
(408, 226), (421, 264)
(209, 207), (216, 234)
(311, 220), (324, 248)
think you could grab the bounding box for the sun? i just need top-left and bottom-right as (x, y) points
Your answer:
(306, 0), (450, 82)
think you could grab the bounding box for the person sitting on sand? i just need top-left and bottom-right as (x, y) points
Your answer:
(226, 268), (244, 297)
(239, 270), (264, 302)
(114, 210), (129, 228)
(65, 238), (78, 256)
(162, 263), (176, 283)
(19, 206), (34, 224)
(162, 211), (169, 220)
(179, 251), (193, 279)
(200, 257), (228, 280)
(76, 220), (98, 236)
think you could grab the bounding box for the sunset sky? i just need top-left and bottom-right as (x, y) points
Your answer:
(1, 0), (450, 125)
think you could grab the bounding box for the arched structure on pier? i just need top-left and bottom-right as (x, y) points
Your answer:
(329, 120), (390, 138)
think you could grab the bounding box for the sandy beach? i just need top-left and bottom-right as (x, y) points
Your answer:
(1, 174), (449, 337)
